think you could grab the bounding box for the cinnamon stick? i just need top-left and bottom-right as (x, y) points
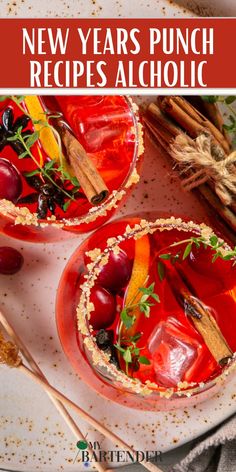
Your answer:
(147, 103), (181, 138)
(143, 115), (173, 146)
(174, 97), (230, 153)
(54, 121), (109, 205)
(158, 96), (230, 156)
(167, 268), (233, 366)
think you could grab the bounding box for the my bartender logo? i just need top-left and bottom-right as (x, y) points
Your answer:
(74, 437), (162, 467)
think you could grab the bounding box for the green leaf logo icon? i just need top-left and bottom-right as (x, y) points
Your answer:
(77, 440), (88, 450)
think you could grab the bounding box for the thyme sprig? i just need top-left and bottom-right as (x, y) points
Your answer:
(120, 282), (160, 329)
(114, 333), (150, 376)
(115, 283), (160, 375)
(0, 95), (81, 210)
(157, 234), (236, 282)
(7, 127), (76, 203)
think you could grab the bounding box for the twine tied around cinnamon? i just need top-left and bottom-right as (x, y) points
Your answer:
(169, 133), (236, 206)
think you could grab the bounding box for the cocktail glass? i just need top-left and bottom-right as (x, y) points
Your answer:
(56, 215), (236, 410)
(0, 96), (142, 242)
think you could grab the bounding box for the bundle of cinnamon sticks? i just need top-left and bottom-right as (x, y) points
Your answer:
(144, 96), (236, 245)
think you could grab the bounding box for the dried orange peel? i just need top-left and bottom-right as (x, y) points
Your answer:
(24, 96), (72, 174)
(122, 234), (150, 337)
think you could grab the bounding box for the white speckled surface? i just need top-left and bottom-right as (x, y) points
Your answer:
(0, 107), (236, 471)
(0, 0), (194, 18)
(0, 0), (235, 18)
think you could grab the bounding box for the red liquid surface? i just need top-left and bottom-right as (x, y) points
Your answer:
(70, 218), (236, 389)
(0, 96), (137, 241)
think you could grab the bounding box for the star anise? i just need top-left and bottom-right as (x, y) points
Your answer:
(0, 107), (32, 155)
(18, 174), (66, 219)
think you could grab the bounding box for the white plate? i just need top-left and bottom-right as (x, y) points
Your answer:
(0, 96), (236, 471)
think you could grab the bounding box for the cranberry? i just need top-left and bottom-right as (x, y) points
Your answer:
(0, 158), (22, 202)
(97, 249), (132, 293)
(0, 247), (24, 275)
(89, 285), (116, 330)
(189, 245), (233, 279)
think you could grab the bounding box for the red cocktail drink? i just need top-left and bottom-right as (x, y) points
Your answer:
(0, 96), (141, 242)
(56, 216), (236, 410)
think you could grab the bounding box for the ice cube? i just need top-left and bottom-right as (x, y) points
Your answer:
(148, 317), (198, 387)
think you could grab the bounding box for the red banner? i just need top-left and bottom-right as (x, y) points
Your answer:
(0, 19), (234, 89)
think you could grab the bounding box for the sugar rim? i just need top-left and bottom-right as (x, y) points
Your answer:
(77, 216), (236, 398)
(0, 97), (143, 229)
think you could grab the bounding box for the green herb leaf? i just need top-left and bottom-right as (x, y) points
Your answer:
(210, 235), (218, 247)
(133, 348), (140, 356)
(159, 253), (172, 260)
(223, 253), (235, 260)
(140, 303), (150, 318)
(123, 349), (132, 364)
(44, 160), (56, 171)
(130, 333), (142, 343)
(25, 131), (40, 148)
(141, 294), (151, 305)
(150, 293), (160, 302)
(14, 95), (26, 104)
(0, 95), (11, 102)
(121, 309), (136, 329)
(63, 200), (71, 212)
(71, 176), (80, 187)
(24, 169), (40, 177)
(157, 260), (166, 282)
(18, 151), (30, 159)
(223, 115), (236, 133)
(7, 135), (19, 142)
(183, 243), (192, 260)
(139, 356), (151, 365)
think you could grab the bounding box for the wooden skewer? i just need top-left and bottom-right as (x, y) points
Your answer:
(0, 312), (106, 472)
(0, 312), (163, 472)
(19, 364), (163, 472)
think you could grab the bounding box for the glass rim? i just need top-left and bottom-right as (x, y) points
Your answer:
(76, 215), (236, 399)
(0, 96), (142, 229)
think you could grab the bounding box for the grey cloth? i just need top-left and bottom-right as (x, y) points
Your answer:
(171, 414), (236, 472)
(118, 414), (236, 472)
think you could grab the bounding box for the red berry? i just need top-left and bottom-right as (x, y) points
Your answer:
(189, 245), (233, 279)
(0, 158), (22, 202)
(89, 285), (116, 330)
(97, 249), (132, 293)
(0, 247), (24, 275)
